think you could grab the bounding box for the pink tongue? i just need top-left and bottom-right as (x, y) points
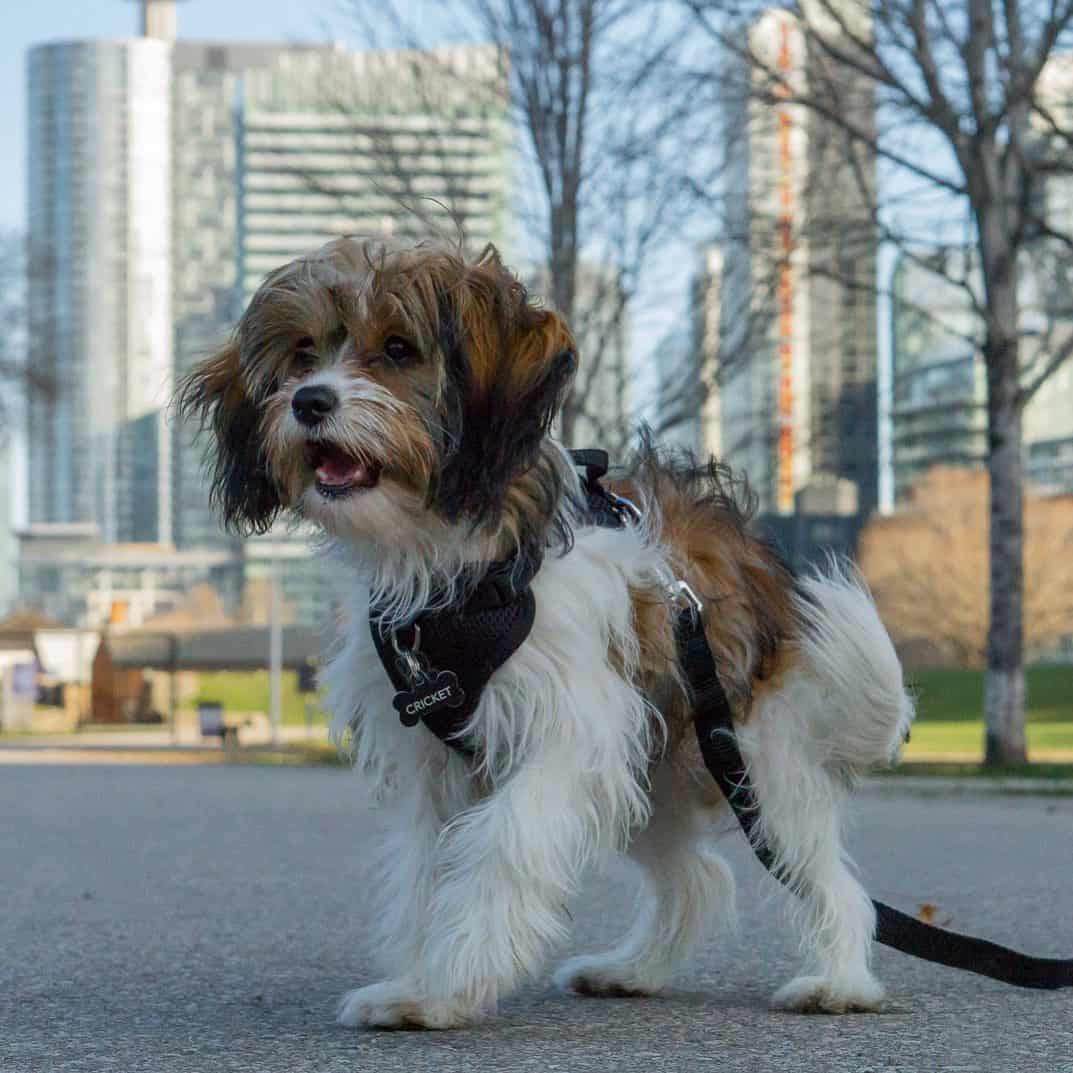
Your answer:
(316, 455), (363, 486)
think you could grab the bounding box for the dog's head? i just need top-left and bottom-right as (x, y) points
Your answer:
(177, 239), (577, 554)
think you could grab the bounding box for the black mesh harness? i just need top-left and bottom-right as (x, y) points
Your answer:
(368, 450), (634, 755)
(369, 449), (1073, 990)
(369, 555), (541, 756)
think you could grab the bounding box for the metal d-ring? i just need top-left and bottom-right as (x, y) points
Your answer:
(391, 622), (421, 656)
(652, 561), (704, 623)
(674, 580), (704, 620)
(605, 490), (644, 526)
(391, 623), (425, 683)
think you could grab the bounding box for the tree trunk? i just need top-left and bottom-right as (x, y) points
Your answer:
(983, 331), (1027, 767)
(559, 397), (578, 446)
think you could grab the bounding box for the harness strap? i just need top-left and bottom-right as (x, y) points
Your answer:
(677, 605), (1073, 990)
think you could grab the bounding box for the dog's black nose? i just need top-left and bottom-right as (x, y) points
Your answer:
(292, 384), (338, 426)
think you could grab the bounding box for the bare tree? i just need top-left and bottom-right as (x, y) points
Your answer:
(685, 0), (1073, 764)
(0, 230), (51, 438)
(328, 0), (703, 449)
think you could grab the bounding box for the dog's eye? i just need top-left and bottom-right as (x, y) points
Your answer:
(383, 335), (417, 363)
(294, 337), (317, 376)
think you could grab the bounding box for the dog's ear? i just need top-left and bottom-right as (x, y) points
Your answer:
(175, 339), (282, 535)
(431, 272), (577, 524)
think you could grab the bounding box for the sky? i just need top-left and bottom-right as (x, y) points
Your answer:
(0, 0), (347, 232)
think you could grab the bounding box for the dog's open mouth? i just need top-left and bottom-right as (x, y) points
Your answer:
(306, 443), (382, 498)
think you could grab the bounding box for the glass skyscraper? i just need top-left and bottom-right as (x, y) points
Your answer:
(890, 247), (1073, 503)
(27, 37), (173, 546)
(711, 0), (879, 521)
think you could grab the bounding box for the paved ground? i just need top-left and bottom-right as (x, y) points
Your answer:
(0, 716), (329, 751)
(3, 766), (1071, 1073)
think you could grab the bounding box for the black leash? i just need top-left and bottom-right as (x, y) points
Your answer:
(371, 446), (1073, 989)
(675, 596), (1073, 990)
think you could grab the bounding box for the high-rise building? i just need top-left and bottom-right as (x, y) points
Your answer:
(656, 244), (723, 459)
(710, 0), (878, 521)
(170, 39), (338, 551)
(23, 3), (511, 626)
(524, 262), (631, 448)
(1024, 54), (1073, 493)
(651, 241), (716, 457)
(237, 46), (510, 298)
(885, 51), (1073, 505)
(27, 35), (174, 546)
(889, 246), (1073, 502)
(1025, 360), (1073, 491)
(0, 445), (13, 616)
(888, 248), (988, 503)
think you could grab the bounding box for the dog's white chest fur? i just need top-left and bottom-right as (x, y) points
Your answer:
(324, 522), (667, 824)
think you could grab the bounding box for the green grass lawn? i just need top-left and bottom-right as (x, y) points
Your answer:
(194, 671), (325, 727)
(189, 664), (1073, 757)
(904, 665), (1073, 760)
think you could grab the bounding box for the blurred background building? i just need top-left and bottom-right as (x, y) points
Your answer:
(672, 0), (878, 567)
(889, 249), (988, 505)
(1026, 363), (1073, 492)
(0, 447), (13, 614)
(10, 0), (1073, 631)
(890, 246), (1073, 505)
(662, 244), (722, 462)
(885, 49), (1073, 508)
(19, 1), (512, 628)
(26, 35), (174, 548)
(171, 37), (512, 553)
(18, 530), (237, 628)
(525, 261), (631, 448)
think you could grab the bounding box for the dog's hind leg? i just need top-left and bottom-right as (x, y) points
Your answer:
(734, 566), (912, 1014)
(738, 678), (897, 1012)
(554, 766), (735, 998)
(740, 700), (885, 1013)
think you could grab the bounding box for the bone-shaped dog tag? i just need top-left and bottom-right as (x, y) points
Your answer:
(393, 670), (466, 727)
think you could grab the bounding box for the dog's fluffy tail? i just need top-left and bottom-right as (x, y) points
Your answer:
(790, 559), (915, 776)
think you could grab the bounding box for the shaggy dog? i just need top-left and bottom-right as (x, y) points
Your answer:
(179, 237), (914, 1028)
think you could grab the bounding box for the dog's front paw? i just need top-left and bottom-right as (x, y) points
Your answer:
(771, 972), (886, 1014)
(553, 955), (663, 998)
(336, 980), (477, 1030)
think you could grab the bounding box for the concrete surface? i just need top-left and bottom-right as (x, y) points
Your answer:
(0, 716), (329, 751)
(2, 766), (1071, 1073)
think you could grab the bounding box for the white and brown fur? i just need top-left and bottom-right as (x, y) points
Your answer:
(178, 238), (915, 1028)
